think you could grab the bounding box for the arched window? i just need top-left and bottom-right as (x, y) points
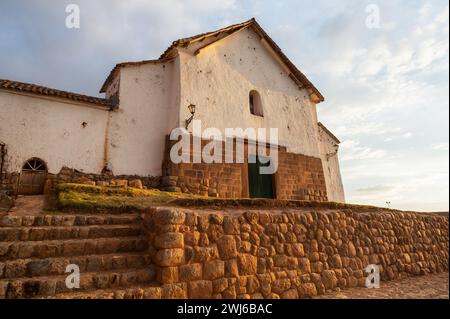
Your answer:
(22, 157), (47, 171)
(249, 90), (263, 117)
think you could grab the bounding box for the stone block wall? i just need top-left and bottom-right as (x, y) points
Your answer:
(44, 167), (161, 194)
(163, 135), (328, 201)
(162, 162), (243, 198)
(0, 166), (161, 197)
(0, 172), (18, 194)
(143, 207), (449, 299)
(276, 152), (327, 201)
(0, 172), (18, 210)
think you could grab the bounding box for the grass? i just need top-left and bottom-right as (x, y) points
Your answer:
(55, 183), (412, 214)
(56, 183), (204, 212)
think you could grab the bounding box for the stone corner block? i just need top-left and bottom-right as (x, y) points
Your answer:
(153, 208), (186, 225)
(154, 248), (185, 267)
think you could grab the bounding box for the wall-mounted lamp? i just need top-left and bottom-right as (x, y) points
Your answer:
(185, 103), (196, 129)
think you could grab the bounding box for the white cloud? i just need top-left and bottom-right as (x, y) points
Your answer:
(356, 184), (395, 194)
(383, 132), (413, 142)
(339, 140), (386, 161)
(334, 122), (402, 138)
(432, 142), (449, 151)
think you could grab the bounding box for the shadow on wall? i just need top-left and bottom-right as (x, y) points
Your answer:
(141, 207), (449, 299)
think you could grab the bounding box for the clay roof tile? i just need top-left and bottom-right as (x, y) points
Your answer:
(0, 79), (115, 109)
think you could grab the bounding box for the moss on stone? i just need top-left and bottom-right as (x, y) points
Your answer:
(56, 183), (204, 213)
(56, 183), (432, 214)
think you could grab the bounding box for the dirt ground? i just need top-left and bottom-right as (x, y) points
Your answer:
(315, 272), (449, 299)
(6, 195), (56, 216)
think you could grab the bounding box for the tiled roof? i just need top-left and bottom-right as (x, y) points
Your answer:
(100, 18), (324, 103)
(159, 19), (255, 59)
(0, 79), (115, 109)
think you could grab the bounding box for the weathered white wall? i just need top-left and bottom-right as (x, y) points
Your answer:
(318, 126), (345, 202)
(0, 25), (345, 202)
(107, 60), (178, 176)
(177, 28), (321, 158)
(0, 91), (108, 174)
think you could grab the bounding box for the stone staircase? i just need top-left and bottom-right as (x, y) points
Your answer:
(0, 213), (157, 299)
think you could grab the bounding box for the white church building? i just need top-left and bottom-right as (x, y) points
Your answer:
(0, 19), (345, 202)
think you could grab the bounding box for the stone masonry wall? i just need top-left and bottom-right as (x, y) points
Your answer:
(143, 207), (449, 299)
(0, 173), (18, 194)
(0, 166), (161, 197)
(276, 152), (327, 201)
(44, 167), (161, 195)
(163, 135), (328, 201)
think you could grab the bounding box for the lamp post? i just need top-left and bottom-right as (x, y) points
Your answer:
(185, 104), (196, 130)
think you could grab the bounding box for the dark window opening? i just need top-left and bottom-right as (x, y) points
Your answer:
(249, 90), (263, 116)
(249, 94), (255, 114)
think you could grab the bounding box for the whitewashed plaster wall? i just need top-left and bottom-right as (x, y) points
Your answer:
(107, 60), (179, 176)
(177, 27), (321, 158)
(0, 91), (108, 174)
(318, 127), (345, 203)
(0, 26), (345, 202)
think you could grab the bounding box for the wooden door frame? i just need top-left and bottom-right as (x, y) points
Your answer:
(245, 154), (276, 199)
(18, 157), (48, 195)
(239, 139), (283, 199)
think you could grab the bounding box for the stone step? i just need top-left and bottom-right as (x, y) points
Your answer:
(0, 252), (152, 279)
(0, 267), (156, 299)
(40, 283), (163, 299)
(0, 214), (142, 228)
(0, 236), (148, 261)
(0, 224), (144, 242)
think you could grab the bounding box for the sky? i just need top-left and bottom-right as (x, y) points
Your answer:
(0, 0), (448, 211)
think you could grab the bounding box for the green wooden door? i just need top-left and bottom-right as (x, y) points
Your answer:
(248, 155), (274, 198)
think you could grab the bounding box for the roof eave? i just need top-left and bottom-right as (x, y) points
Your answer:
(318, 122), (341, 144)
(100, 18), (325, 104)
(0, 79), (114, 110)
(249, 20), (324, 103)
(99, 57), (175, 93)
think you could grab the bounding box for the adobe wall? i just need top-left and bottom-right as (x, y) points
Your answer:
(143, 207), (449, 299)
(107, 59), (180, 177)
(0, 91), (109, 175)
(178, 27), (321, 158)
(318, 126), (345, 203)
(163, 135), (328, 201)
